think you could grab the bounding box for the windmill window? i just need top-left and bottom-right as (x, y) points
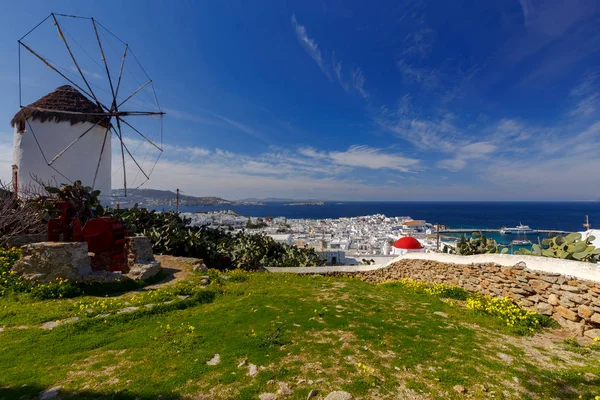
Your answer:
(18, 120), (26, 133)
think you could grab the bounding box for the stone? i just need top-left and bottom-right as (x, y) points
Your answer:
(237, 359), (247, 368)
(277, 382), (292, 396)
(192, 262), (208, 272)
(453, 385), (466, 394)
(126, 261), (162, 281)
(117, 306), (140, 314)
(126, 236), (155, 268)
(40, 386), (63, 400)
(40, 321), (61, 330)
(529, 280), (551, 290)
(562, 292), (585, 305)
(307, 389), (318, 399)
(259, 394), (278, 400)
(206, 354), (220, 365)
(497, 352), (513, 363)
(536, 302), (553, 316)
(560, 285), (581, 293)
(578, 305), (594, 320)
(200, 279), (210, 285)
(583, 329), (600, 339)
(539, 275), (559, 284)
(433, 311), (448, 318)
(248, 364), (258, 377)
(324, 391), (352, 400)
(591, 313), (600, 324)
(12, 242), (92, 283)
(555, 306), (580, 322)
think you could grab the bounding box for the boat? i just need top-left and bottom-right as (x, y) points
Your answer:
(500, 223), (538, 235)
(509, 229), (532, 246)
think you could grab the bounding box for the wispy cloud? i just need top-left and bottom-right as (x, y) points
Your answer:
(397, 59), (441, 89)
(291, 15), (330, 79)
(403, 28), (434, 58)
(569, 71), (600, 117)
(352, 68), (368, 98)
(291, 15), (368, 98)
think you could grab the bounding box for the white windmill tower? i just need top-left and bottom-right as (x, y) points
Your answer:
(12, 13), (164, 203)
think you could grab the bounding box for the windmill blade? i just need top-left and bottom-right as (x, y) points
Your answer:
(48, 117), (107, 165)
(118, 117), (163, 152)
(18, 41), (106, 110)
(51, 13), (105, 112)
(117, 79), (152, 108)
(92, 125), (110, 190)
(91, 18), (116, 101)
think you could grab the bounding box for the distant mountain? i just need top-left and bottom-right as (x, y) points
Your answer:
(237, 197), (295, 202)
(237, 197), (325, 202)
(111, 189), (264, 206)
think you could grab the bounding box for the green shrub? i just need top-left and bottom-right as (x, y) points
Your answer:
(29, 277), (82, 300)
(466, 295), (555, 335)
(108, 205), (325, 270)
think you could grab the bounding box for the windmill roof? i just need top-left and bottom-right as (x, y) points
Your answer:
(11, 85), (109, 128)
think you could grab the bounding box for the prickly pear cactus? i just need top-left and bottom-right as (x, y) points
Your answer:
(453, 232), (507, 255)
(516, 233), (600, 262)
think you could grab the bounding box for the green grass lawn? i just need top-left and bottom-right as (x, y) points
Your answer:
(1, 268), (600, 399)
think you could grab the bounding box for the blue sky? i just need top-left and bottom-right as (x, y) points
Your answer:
(1, 0), (600, 201)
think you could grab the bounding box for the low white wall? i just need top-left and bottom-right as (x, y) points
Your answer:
(382, 253), (600, 283)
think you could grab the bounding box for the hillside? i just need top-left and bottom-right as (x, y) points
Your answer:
(111, 189), (264, 206)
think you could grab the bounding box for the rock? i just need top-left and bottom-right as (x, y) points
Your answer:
(583, 329), (600, 339)
(324, 391), (352, 400)
(560, 285), (581, 293)
(193, 262), (208, 272)
(206, 354), (220, 366)
(40, 321), (61, 330)
(12, 242), (92, 283)
(248, 364), (258, 377)
(536, 302), (553, 316)
(307, 389), (318, 399)
(40, 386), (62, 400)
(529, 280), (551, 290)
(591, 313), (600, 324)
(277, 382), (292, 396)
(433, 311), (448, 318)
(497, 352), (513, 363)
(578, 305), (594, 319)
(126, 236), (155, 268)
(259, 394), (278, 400)
(453, 385), (466, 394)
(126, 261), (161, 281)
(548, 294), (559, 306)
(221, 275), (229, 280)
(237, 359), (247, 368)
(200, 279), (210, 285)
(117, 306), (140, 314)
(296, 379), (306, 385)
(555, 306), (580, 322)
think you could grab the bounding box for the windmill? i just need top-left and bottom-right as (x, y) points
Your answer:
(12, 13), (164, 202)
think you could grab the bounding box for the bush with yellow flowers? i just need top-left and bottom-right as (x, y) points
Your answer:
(466, 295), (555, 335)
(0, 247), (27, 296)
(377, 278), (469, 300)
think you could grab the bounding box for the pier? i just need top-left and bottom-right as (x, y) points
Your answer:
(439, 228), (571, 234)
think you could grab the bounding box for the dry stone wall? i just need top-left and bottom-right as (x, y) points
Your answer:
(364, 259), (600, 338)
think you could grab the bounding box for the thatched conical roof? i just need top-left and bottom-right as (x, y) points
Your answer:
(11, 85), (109, 128)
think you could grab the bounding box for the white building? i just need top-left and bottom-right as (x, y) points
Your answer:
(391, 236), (426, 256)
(11, 86), (111, 202)
(268, 234), (293, 246)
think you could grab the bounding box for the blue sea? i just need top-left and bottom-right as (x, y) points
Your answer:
(150, 201), (600, 246)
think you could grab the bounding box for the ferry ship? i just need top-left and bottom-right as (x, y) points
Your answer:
(500, 223), (538, 235)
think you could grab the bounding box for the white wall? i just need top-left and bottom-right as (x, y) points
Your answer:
(13, 120), (111, 203)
